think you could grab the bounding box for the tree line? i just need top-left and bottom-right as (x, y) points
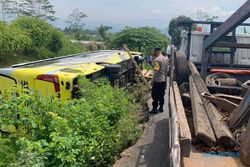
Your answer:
(1, 0), (225, 57)
(0, 0), (171, 65)
(63, 9), (169, 54)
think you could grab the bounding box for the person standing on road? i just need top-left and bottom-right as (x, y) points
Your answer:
(150, 48), (169, 114)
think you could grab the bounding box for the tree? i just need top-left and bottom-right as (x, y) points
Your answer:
(110, 27), (169, 54)
(196, 9), (218, 22)
(27, 0), (56, 21)
(63, 27), (92, 41)
(0, 0), (56, 21)
(3, 0), (28, 18)
(0, 0), (13, 21)
(97, 25), (112, 41)
(47, 30), (63, 53)
(74, 29), (90, 40)
(67, 9), (87, 32)
(168, 15), (193, 47)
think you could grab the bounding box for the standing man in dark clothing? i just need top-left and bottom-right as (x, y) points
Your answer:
(150, 48), (169, 114)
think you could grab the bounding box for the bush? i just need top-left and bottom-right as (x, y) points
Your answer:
(0, 78), (141, 166)
(57, 37), (86, 56)
(47, 30), (63, 53)
(75, 30), (91, 41)
(12, 17), (54, 48)
(0, 17), (85, 66)
(86, 41), (99, 51)
(34, 47), (56, 58)
(6, 17), (84, 59)
(98, 43), (107, 50)
(0, 21), (32, 55)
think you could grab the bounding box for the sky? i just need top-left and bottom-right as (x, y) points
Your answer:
(50, 0), (247, 31)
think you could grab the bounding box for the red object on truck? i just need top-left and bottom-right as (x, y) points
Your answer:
(197, 26), (203, 32)
(210, 69), (250, 75)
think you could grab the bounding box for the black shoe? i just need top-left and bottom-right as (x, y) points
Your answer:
(150, 108), (158, 114)
(158, 106), (164, 113)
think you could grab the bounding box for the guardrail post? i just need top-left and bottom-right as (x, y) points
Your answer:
(170, 46), (175, 86)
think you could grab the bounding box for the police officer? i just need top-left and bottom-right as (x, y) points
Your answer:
(150, 48), (169, 114)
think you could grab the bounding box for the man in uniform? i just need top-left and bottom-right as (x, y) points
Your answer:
(150, 48), (169, 114)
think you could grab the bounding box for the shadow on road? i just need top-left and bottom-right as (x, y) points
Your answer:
(135, 118), (170, 167)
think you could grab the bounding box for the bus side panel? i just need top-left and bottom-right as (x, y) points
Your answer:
(34, 80), (56, 97)
(0, 75), (16, 93)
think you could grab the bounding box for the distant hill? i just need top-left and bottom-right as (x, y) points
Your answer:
(52, 18), (124, 32)
(52, 18), (168, 34)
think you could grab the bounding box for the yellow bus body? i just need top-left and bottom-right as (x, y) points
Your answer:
(0, 50), (142, 100)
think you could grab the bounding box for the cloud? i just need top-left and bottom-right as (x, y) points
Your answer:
(137, 6), (232, 24)
(138, 0), (238, 21)
(194, 6), (235, 21)
(50, 0), (246, 28)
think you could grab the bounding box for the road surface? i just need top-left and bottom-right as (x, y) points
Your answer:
(114, 88), (170, 167)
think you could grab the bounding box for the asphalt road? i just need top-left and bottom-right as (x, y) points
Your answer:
(114, 89), (170, 167)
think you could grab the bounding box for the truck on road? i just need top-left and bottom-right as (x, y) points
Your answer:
(169, 1), (250, 167)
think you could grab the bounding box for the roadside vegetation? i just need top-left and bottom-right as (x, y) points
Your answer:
(0, 17), (85, 67)
(0, 78), (142, 167)
(0, 0), (87, 67)
(109, 27), (169, 55)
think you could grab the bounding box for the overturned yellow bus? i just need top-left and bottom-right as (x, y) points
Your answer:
(0, 50), (143, 100)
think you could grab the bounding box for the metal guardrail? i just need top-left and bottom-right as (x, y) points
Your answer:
(169, 86), (181, 167)
(170, 46), (175, 86)
(179, 21), (250, 27)
(169, 46), (181, 167)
